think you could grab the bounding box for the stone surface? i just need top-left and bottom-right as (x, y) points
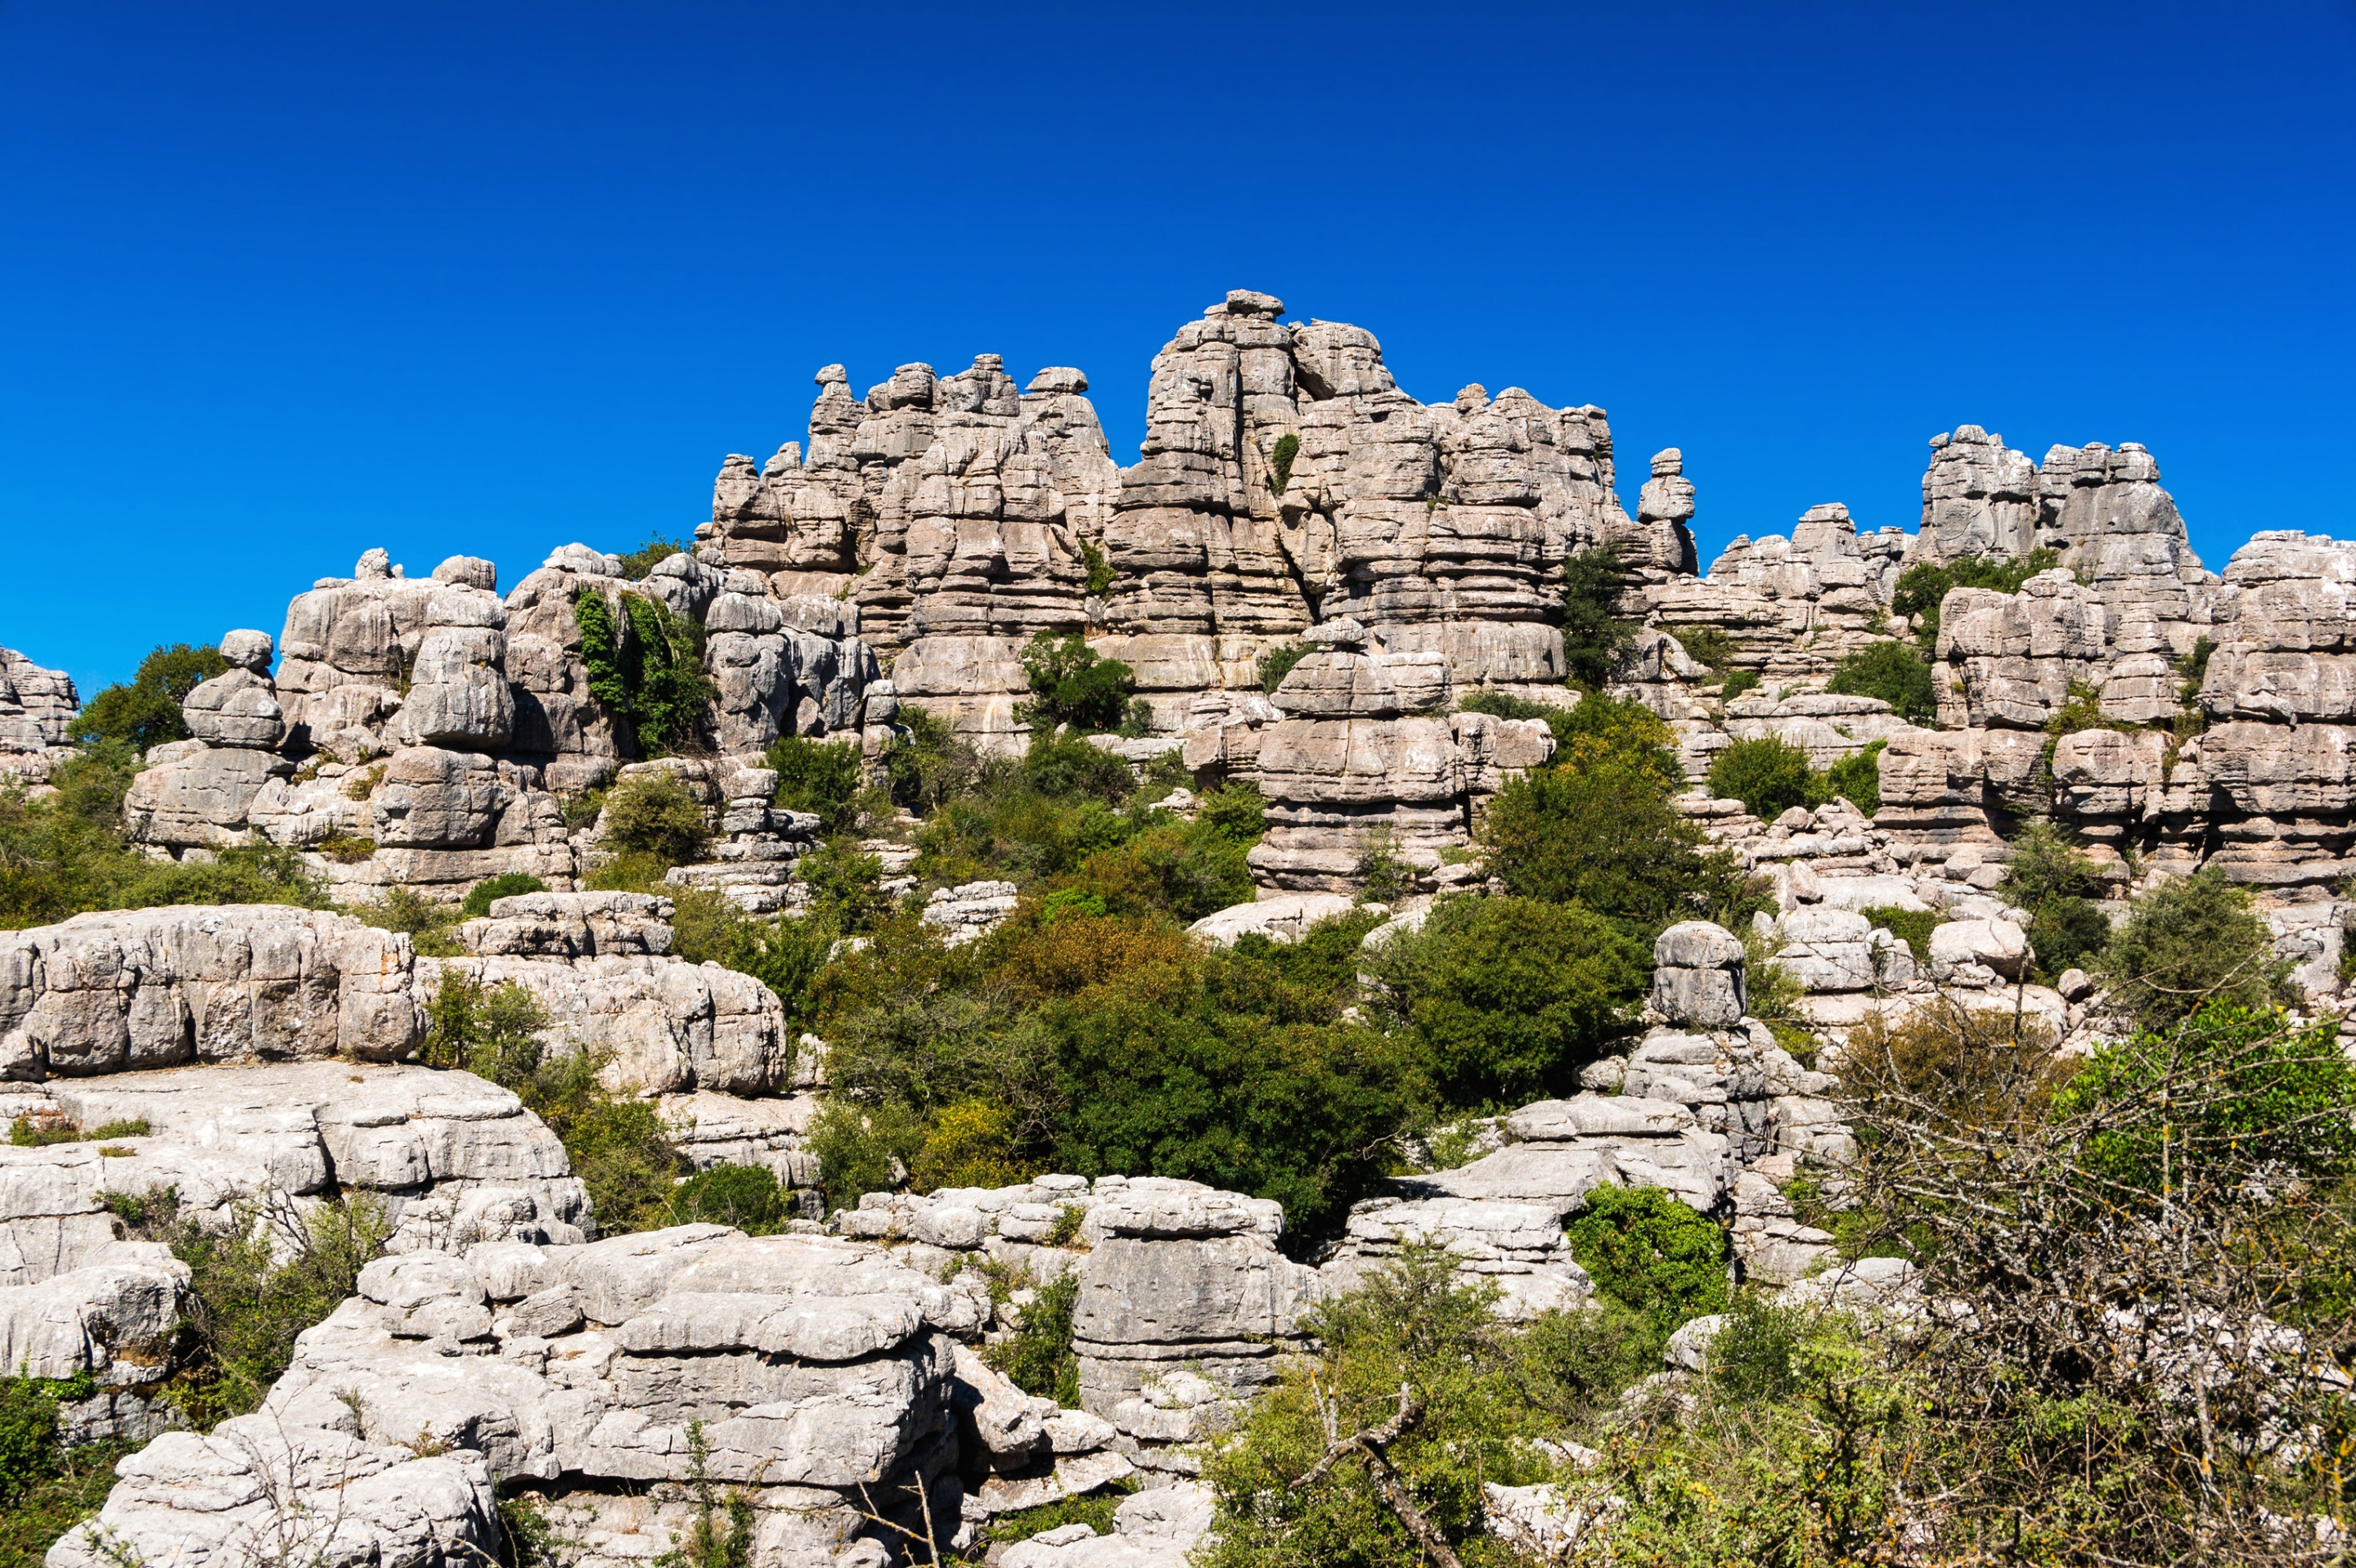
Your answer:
(0, 647), (79, 784)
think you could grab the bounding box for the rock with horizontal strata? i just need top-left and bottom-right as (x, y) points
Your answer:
(0, 646), (79, 784)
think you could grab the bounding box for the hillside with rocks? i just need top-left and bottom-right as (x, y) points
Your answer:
(3, 288), (2354, 1566)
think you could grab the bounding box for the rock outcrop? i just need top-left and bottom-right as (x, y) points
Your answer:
(0, 647), (80, 784)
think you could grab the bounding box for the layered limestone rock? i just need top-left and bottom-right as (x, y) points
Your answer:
(1245, 623), (1552, 892)
(0, 646), (79, 784)
(1670, 504), (1909, 683)
(1915, 425), (2039, 563)
(705, 357), (1117, 747)
(54, 1227), (991, 1568)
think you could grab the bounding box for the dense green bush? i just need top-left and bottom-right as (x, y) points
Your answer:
(1201, 1244), (1604, 1568)
(1820, 739), (1884, 815)
(613, 532), (685, 580)
(460, 871), (547, 918)
(764, 735), (867, 833)
(1014, 631), (1138, 733)
(1661, 622), (1739, 681)
(597, 770), (711, 867)
(1362, 896), (1643, 1105)
(1559, 544), (1638, 689)
(1709, 735), (1816, 819)
(572, 586), (713, 754)
(1078, 541), (1116, 596)
(0, 753), (326, 929)
(668, 1162), (793, 1233)
(1826, 639), (1939, 722)
(984, 1270), (1081, 1406)
(1266, 431), (1300, 496)
(1861, 905), (1943, 964)
(1890, 546), (2062, 650)
(1997, 820), (2109, 980)
(2099, 869), (2295, 1034)
(881, 707), (979, 812)
(68, 643), (231, 755)
(1563, 1184), (1730, 1342)
(1484, 749), (1754, 942)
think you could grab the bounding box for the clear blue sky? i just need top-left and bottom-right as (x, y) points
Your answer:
(5, 2), (2352, 695)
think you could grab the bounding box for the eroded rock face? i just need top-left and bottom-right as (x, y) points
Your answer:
(0, 647), (79, 784)
(1, 905), (424, 1076)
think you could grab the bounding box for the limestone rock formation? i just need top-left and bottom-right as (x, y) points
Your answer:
(0, 647), (79, 784)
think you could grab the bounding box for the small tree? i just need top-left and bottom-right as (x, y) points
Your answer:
(68, 642), (231, 754)
(1709, 735), (1817, 820)
(1014, 631), (1137, 733)
(600, 771), (713, 867)
(1560, 544), (1638, 689)
(1825, 640), (1938, 722)
(2100, 868), (2295, 1033)
(766, 735), (867, 833)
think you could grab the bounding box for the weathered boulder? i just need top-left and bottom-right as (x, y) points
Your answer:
(1650, 921), (1747, 1027)
(0, 646), (79, 784)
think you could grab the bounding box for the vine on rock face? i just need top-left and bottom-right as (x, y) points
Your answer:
(571, 586), (713, 756)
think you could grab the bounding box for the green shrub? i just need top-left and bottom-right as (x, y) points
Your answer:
(0, 1431), (129, 1568)
(572, 586), (713, 754)
(1540, 690), (1684, 789)
(1891, 546), (2062, 650)
(163, 1190), (398, 1428)
(67, 643), (230, 755)
(1560, 544), (1639, 689)
(910, 1100), (1033, 1192)
(1, 753), (328, 929)
(1014, 631), (1138, 733)
(668, 1162), (793, 1234)
(1721, 668), (1762, 702)
(599, 771), (711, 867)
(1700, 1291), (1813, 1403)
(807, 1098), (926, 1215)
(1020, 730), (1135, 804)
(1485, 757), (1757, 941)
(2178, 633), (2217, 703)
(2099, 869), (2295, 1034)
(1999, 823), (2113, 978)
(1825, 640), (1938, 722)
(1453, 687), (1553, 722)
(668, 889), (834, 1038)
(1195, 780), (1266, 843)
(1257, 640), (1309, 694)
(9, 1113), (147, 1147)
(1710, 735), (1817, 820)
(984, 1270), (1081, 1406)
(1199, 1242), (1580, 1568)
(1266, 431), (1300, 496)
(1563, 1184), (1729, 1343)
(1069, 817), (1255, 923)
(461, 872), (547, 918)
(1078, 541), (1116, 597)
(765, 735), (866, 833)
(613, 532), (684, 581)
(0, 1373), (98, 1507)
(1861, 905), (1943, 964)
(1820, 739), (1885, 815)
(1363, 896), (1644, 1107)
(2052, 1004), (2356, 1193)
(881, 707), (978, 812)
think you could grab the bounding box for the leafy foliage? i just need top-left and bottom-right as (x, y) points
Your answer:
(571, 586), (713, 754)
(1257, 641), (1310, 694)
(764, 735), (868, 834)
(67, 643), (231, 754)
(613, 532), (685, 581)
(1890, 546), (2062, 649)
(2098, 867), (2294, 1033)
(1708, 735), (1815, 819)
(1859, 904), (1943, 964)
(984, 1269), (1081, 1406)
(598, 770), (712, 868)
(1661, 622), (1739, 681)
(1014, 631), (1137, 733)
(1078, 541), (1116, 596)
(1266, 430), (1300, 496)
(1995, 820), (2110, 980)
(1564, 1184), (1731, 1343)
(668, 1162), (793, 1234)
(1201, 1244), (1604, 1568)
(0, 753), (326, 929)
(1361, 895), (1643, 1106)
(1820, 739), (1884, 815)
(1824, 638), (1939, 722)
(881, 707), (978, 813)
(461, 871), (547, 918)
(1482, 743), (1756, 944)
(1559, 543), (1639, 689)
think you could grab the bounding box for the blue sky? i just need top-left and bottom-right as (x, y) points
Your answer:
(4, 2), (2352, 695)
